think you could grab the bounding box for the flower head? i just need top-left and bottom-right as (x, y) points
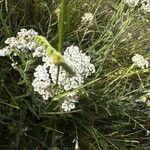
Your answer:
(141, 0), (150, 12)
(81, 12), (94, 25)
(123, 0), (139, 7)
(61, 93), (78, 112)
(132, 54), (149, 69)
(0, 29), (39, 57)
(32, 45), (95, 111)
(32, 64), (52, 100)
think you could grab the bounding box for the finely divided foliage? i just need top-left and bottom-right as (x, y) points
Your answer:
(0, 0), (150, 149)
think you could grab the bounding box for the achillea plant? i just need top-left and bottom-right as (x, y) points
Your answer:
(0, 29), (95, 111)
(0, 0), (150, 149)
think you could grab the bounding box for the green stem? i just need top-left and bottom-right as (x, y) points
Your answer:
(18, 66), (33, 93)
(56, 0), (75, 78)
(58, 0), (66, 53)
(56, 0), (66, 85)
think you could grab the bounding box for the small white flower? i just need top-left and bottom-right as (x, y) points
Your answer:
(54, 7), (60, 19)
(140, 96), (147, 102)
(11, 62), (18, 69)
(0, 46), (13, 56)
(32, 64), (52, 100)
(141, 0), (150, 12)
(61, 95), (78, 112)
(124, 0), (139, 7)
(132, 54), (149, 69)
(26, 41), (37, 50)
(81, 12), (94, 24)
(17, 28), (38, 39)
(82, 3), (89, 7)
(61, 92), (78, 112)
(136, 90), (150, 107)
(0, 29), (39, 57)
(33, 46), (45, 57)
(4, 37), (16, 44)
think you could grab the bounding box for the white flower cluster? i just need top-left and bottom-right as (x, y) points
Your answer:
(32, 64), (52, 100)
(0, 46), (13, 57)
(123, 0), (139, 7)
(141, 0), (150, 12)
(33, 46), (45, 57)
(81, 12), (94, 25)
(132, 54), (149, 69)
(136, 90), (150, 107)
(45, 45), (95, 91)
(123, 0), (150, 12)
(32, 45), (95, 111)
(61, 99), (77, 112)
(0, 29), (96, 112)
(61, 93), (78, 112)
(0, 29), (39, 57)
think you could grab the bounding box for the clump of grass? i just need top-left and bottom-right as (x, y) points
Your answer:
(0, 0), (150, 149)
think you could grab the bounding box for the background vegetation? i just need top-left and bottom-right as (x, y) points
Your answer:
(0, 0), (150, 149)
